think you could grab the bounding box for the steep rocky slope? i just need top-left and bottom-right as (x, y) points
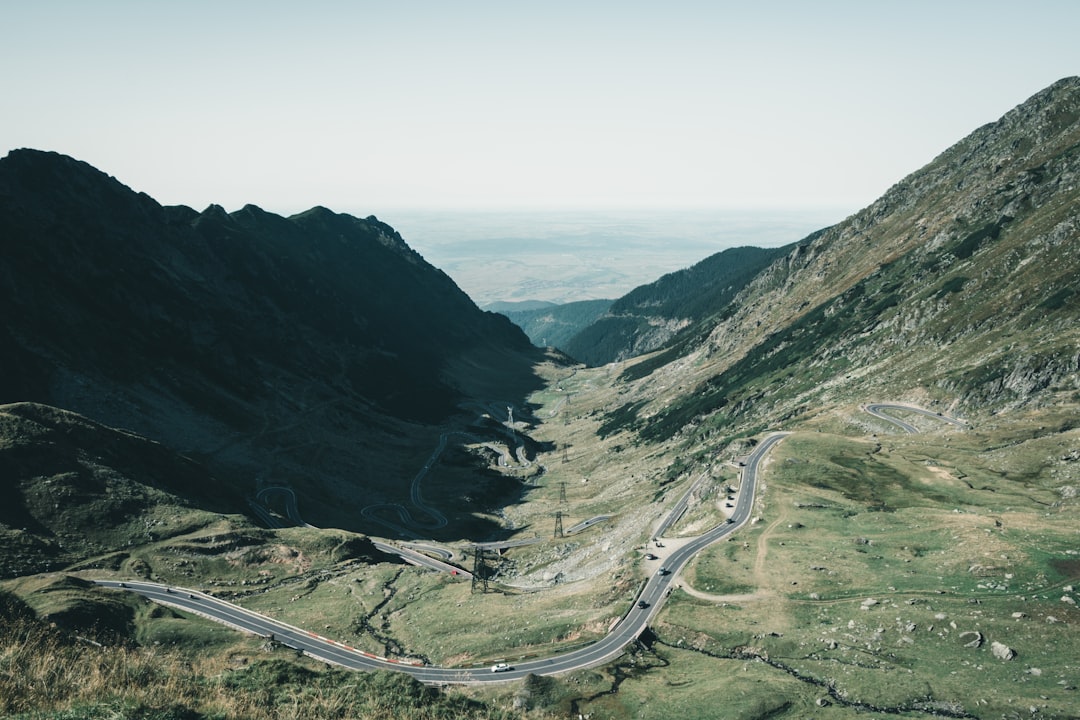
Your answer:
(603, 77), (1080, 441)
(0, 150), (545, 528)
(563, 244), (794, 366)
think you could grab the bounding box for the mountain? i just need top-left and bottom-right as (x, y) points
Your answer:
(600, 77), (1080, 441)
(0, 401), (236, 578)
(0, 149), (546, 530)
(561, 244), (795, 366)
(494, 298), (614, 350)
(2, 80), (1079, 720)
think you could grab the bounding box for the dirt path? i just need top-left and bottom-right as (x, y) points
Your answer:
(679, 506), (790, 604)
(678, 584), (771, 603)
(752, 513), (788, 582)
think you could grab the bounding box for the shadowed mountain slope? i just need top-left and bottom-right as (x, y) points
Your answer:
(0, 150), (545, 528)
(0, 401), (237, 578)
(495, 298), (613, 351)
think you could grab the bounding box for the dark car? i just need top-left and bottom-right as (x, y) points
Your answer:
(637, 600), (649, 609)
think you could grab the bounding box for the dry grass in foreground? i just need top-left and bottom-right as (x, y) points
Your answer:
(0, 611), (513, 720)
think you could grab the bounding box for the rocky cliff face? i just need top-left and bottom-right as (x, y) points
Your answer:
(606, 77), (1080, 440)
(0, 150), (544, 528)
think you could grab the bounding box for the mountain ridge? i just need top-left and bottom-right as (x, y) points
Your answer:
(0, 148), (547, 531)
(601, 76), (1080, 441)
(562, 243), (797, 365)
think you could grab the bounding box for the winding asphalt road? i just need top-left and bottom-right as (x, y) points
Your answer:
(253, 485), (470, 577)
(96, 432), (789, 684)
(864, 403), (966, 433)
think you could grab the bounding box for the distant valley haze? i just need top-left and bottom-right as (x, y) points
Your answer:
(385, 206), (846, 306)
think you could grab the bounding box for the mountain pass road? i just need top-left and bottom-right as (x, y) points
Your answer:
(864, 403), (966, 433)
(96, 432), (789, 683)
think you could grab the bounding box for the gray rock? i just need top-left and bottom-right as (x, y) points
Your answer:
(959, 631), (983, 648)
(991, 641), (1016, 660)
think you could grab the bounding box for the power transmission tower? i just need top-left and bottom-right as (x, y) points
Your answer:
(562, 443), (569, 462)
(559, 481), (567, 504)
(471, 547), (490, 594)
(554, 511), (564, 538)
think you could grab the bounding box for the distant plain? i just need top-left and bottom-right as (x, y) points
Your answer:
(383, 207), (847, 306)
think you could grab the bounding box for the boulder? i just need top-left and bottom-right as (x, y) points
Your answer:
(959, 631), (983, 648)
(991, 641), (1016, 661)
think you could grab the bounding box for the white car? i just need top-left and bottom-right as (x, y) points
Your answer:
(491, 662), (511, 673)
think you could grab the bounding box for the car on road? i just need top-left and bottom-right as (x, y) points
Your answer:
(637, 600), (649, 609)
(491, 663), (511, 673)
(657, 566), (669, 576)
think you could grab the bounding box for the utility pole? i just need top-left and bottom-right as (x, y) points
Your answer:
(554, 511), (564, 538)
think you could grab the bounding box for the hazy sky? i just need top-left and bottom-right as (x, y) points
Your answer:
(4, 1), (1078, 216)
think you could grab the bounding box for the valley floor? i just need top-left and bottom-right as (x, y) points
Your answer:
(5, 359), (1079, 719)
